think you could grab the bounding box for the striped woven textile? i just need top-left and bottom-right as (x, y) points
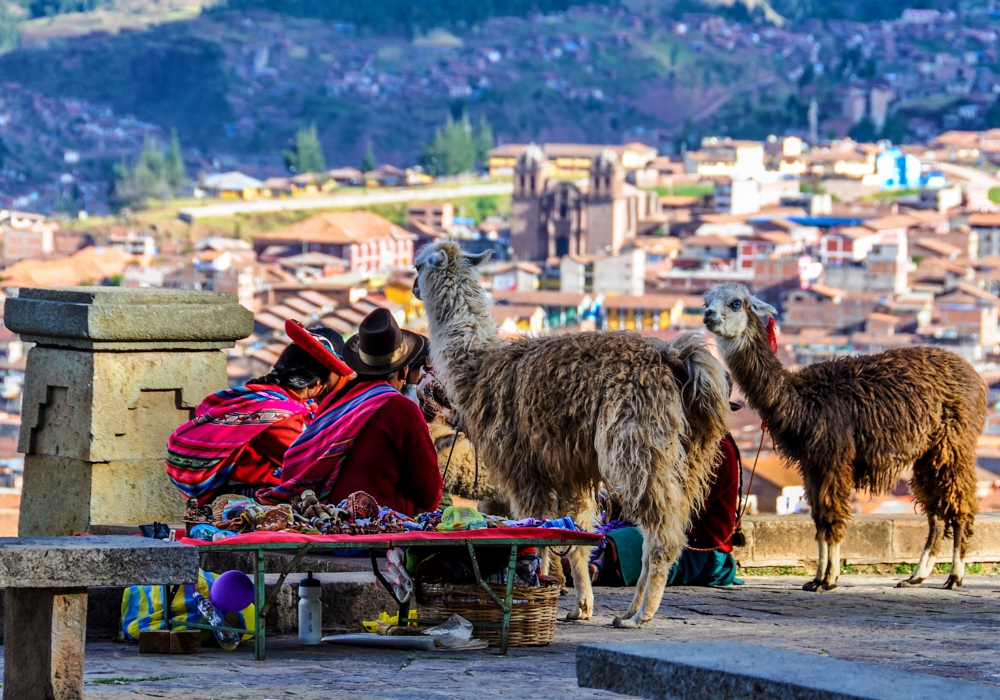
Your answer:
(165, 386), (311, 503)
(256, 382), (396, 504)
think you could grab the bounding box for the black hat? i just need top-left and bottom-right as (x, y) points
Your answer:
(342, 308), (427, 377)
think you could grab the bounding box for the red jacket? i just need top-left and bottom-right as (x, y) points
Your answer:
(686, 434), (740, 553)
(225, 385), (307, 488)
(325, 392), (442, 516)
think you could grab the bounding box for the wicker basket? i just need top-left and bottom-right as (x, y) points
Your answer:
(416, 581), (560, 647)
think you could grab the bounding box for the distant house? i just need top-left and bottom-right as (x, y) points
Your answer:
(201, 172), (263, 200)
(934, 283), (1000, 345)
(736, 231), (800, 272)
(364, 165), (406, 187)
(327, 167), (364, 187)
(491, 304), (546, 335)
(252, 211), (416, 274)
(490, 289), (595, 329)
(487, 262), (542, 292)
(782, 284), (881, 331)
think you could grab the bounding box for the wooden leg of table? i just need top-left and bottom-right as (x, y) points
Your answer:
(500, 544), (517, 656)
(254, 548), (266, 661)
(4, 587), (87, 700)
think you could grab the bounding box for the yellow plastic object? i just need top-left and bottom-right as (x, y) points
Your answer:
(362, 608), (418, 633)
(436, 505), (487, 531)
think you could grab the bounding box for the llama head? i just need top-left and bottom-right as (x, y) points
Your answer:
(703, 283), (776, 341)
(413, 240), (492, 303)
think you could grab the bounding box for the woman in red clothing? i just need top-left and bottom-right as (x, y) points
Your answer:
(166, 323), (354, 505)
(258, 309), (442, 516)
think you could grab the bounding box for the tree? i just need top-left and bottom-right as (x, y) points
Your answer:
(282, 125), (326, 174)
(848, 116), (878, 143)
(472, 115), (494, 169)
(420, 113), (476, 177)
(110, 135), (182, 210)
(165, 128), (186, 192)
(361, 139), (376, 172)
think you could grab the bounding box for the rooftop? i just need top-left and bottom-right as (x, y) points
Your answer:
(255, 211), (415, 245)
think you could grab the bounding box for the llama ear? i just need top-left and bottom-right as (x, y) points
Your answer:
(749, 297), (777, 318)
(424, 248), (449, 270)
(463, 250), (493, 267)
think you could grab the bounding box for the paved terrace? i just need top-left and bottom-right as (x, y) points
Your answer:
(33, 573), (1000, 699)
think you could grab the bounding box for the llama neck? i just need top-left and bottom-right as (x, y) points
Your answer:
(719, 314), (793, 419)
(425, 270), (501, 409)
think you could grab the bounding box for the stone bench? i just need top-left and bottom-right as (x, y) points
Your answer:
(0, 536), (198, 700)
(577, 641), (1000, 700)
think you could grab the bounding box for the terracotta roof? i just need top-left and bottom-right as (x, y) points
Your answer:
(830, 226), (878, 240)
(492, 262), (543, 275)
(490, 304), (543, 324)
(862, 214), (919, 231)
(805, 283), (846, 299)
(752, 231), (797, 245)
(698, 213), (750, 225)
(335, 308), (368, 325)
(491, 290), (590, 307)
(867, 312), (901, 324)
(905, 210), (948, 223)
(256, 211), (413, 245)
(682, 234), (739, 248)
(253, 312), (286, 332)
(282, 298), (322, 316)
(954, 282), (1000, 305)
(631, 236), (683, 254)
(319, 316), (355, 335)
(659, 195), (700, 207)
(969, 213), (1000, 227)
(299, 289), (337, 308)
(265, 305), (306, 322)
(913, 238), (961, 257)
(603, 294), (683, 311)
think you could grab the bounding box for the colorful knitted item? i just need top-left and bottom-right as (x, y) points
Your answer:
(166, 387), (312, 504)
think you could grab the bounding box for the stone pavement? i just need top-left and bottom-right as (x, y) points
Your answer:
(16, 574), (1000, 699)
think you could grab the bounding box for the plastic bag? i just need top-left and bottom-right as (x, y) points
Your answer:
(423, 614), (473, 649)
(384, 547), (414, 603)
(436, 506), (487, 532)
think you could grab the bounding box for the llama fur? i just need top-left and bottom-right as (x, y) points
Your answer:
(414, 240), (730, 627)
(704, 283), (986, 591)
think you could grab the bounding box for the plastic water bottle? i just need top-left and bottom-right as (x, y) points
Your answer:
(298, 573), (322, 645)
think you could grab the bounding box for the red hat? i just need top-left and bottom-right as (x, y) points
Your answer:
(284, 320), (355, 377)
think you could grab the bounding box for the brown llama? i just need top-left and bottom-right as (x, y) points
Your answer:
(413, 240), (730, 627)
(704, 283), (986, 591)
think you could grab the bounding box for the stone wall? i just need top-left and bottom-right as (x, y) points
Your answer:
(735, 513), (1000, 567)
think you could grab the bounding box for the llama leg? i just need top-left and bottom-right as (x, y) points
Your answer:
(944, 518), (965, 590)
(802, 537), (829, 591)
(561, 494), (597, 621)
(898, 514), (943, 588)
(624, 536), (650, 619)
(613, 525), (684, 629)
(820, 540), (842, 590)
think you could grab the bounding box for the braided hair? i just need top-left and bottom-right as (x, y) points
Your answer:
(250, 326), (345, 390)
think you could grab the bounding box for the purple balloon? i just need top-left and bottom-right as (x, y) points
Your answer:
(210, 570), (255, 612)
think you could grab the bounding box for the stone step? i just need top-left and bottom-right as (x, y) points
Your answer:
(577, 641), (1000, 700)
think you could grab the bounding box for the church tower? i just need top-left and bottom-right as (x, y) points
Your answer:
(510, 143), (548, 261)
(586, 147), (626, 255)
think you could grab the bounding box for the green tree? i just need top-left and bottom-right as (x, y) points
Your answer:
(110, 136), (177, 210)
(361, 139), (376, 172)
(283, 124), (326, 174)
(0, 7), (20, 55)
(473, 115), (494, 169)
(165, 128), (185, 192)
(848, 116), (878, 143)
(420, 114), (475, 176)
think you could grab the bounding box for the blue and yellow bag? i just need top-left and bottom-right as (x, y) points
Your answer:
(121, 569), (256, 643)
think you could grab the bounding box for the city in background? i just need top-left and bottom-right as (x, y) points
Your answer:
(5, 0), (1000, 530)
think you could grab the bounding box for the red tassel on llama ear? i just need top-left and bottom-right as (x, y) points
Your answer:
(766, 317), (778, 355)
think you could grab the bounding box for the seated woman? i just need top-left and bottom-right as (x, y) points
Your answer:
(258, 309), (442, 517)
(166, 321), (354, 505)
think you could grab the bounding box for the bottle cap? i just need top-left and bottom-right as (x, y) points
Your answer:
(299, 571), (321, 587)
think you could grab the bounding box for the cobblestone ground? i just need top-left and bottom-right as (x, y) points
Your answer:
(19, 574), (1000, 699)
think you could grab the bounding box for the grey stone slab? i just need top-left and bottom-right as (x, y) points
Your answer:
(5, 287), (253, 348)
(577, 641), (1000, 700)
(0, 536), (197, 588)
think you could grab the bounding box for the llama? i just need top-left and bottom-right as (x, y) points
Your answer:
(413, 240), (730, 627)
(703, 283), (986, 591)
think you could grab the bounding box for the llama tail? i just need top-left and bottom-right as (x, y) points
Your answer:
(663, 332), (731, 448)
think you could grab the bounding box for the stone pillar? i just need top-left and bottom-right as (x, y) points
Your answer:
(5, 288), (253, 536)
